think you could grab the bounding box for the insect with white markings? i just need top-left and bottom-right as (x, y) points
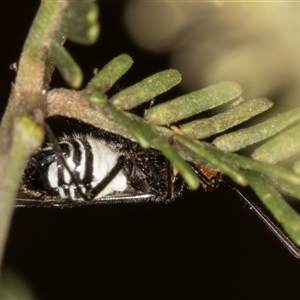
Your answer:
(18, 116), (182, 206)
(17, 116), (300, 258)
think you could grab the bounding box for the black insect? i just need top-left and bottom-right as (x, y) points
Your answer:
(17, 116), (300, 258)
(18, 117), (179, 205)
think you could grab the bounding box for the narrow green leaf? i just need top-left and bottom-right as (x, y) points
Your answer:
(85, 54), (133, 94)
(104, 105), (150, 149)
(245, 170), (300, 247)
(203, 144), (300, 189)
(293, 160), (300, 174)
(145, 81), (242, 125)
(181, 98), (273, 139)
(0, 115), (43, 264)
(214, 107), (300, 152)
(50, 40), (83, 88)
(174, 135), (247, 186)
(110, 69), (181, 110)
(61, 2), (99, 45)
(100, 104), (200, 190)
(264, 172), (300, 201)
(252, 123), (300, 164)
(14, 1), (67, 92)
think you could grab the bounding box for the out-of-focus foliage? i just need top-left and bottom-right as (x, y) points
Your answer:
(0, 268), (36, 300)
(124, 1), (300, 113)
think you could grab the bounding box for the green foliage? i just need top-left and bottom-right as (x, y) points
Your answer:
(50, 39), (83, 88)
(144, 81), (242, 125)
(85, 54), (133, 94)
(2, 0), (300, 265)
(110, 69), (182, 110)
(245, 170), (300, 246)
(214, 107), (300, 152)
(0, 267), (36, 300)
(81, 56), (300, 246)
(182, 98), (273, 140)
(0, 0), (99, 266)
(61, 1), (99, 45)
(252, 123), (300, 164)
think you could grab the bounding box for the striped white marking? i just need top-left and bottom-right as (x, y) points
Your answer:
(88, 137), (127, 197)
(47, 135), (128, 200)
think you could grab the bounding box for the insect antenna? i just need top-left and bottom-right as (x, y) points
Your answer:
(190, 163), (300, 258)
(222, 179), (300, 259)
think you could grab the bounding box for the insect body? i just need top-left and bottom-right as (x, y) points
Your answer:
(18, 117), (180, 206)
(29, 134), (128, 200)
(17, 116), (300, 258)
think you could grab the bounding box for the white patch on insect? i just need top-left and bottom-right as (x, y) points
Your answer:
(88, 137), (127, 197)
(47, 135), (128, 200)
(48, 159), (59, 188)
